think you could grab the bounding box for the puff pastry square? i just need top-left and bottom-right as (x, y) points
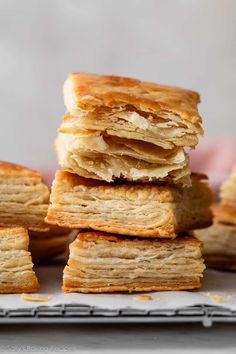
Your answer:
(57, 72), (203, 185)
(0, 161), (50, 231)
(220, 164), (236, 208)
(214, 203), (236, 226)
(46, 171), (212, 238)
(195, 223), (236, 271)
(0, 227), (39, 293)
(212, 165), (236, 226)
(195, 171), (236, 270)
(62, 72), (203, 149)
(63, 231), (205, 293)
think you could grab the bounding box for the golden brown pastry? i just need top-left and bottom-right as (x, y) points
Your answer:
(214, 203), (236, 226)
(0, 161), (72, 262)
(0, 227), (39, 293)
(195, 164), (236, 270)
(195, 223), (236, 270)
(62, 72), (202, 149)
(0, 161), (50, 231)
(220, 164), (236, 208)
(46, 171), (212, 238)
(209, 165), (236, 226)
(63, 231), (205, 293)
(57, 72), (203, 185)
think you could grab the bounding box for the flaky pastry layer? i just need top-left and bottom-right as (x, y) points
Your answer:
(214, 204), (236, 226)
(195, 222), (236, 271)
(196, 222), (236, 256)
(0, 227), (39, 293)
(46, 171), (212, 238)
(63, 231), (205, 293)
(56, 133), (191, 185)
(220, 164), (236, 208)
(0, 161), (50, 231)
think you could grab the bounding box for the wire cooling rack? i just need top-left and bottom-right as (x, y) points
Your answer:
(1, 304), (236, 327)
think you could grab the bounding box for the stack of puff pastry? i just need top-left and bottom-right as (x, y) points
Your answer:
(196, 165), (236, 270)
(0, 161), (71, 263)
(0, 161), (70, 293)
(46, 72), (213, 293)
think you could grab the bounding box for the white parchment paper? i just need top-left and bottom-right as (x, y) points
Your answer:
(1, 266), (236, 311)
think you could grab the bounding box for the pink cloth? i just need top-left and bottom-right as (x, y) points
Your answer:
(190, 138), (236, 193)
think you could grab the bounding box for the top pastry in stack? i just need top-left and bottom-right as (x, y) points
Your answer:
(46, 72), (212, 293)
(56, 72), (203, 185)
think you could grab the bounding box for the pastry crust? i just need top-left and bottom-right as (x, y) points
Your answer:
(63, 280), (202, 293)
(198, 165), (236, 270)
(63, 72), (202, 130)
(209, 165), (236, 225)
(195, 222), (236, 271)
(0, 161), (73, 262)
(61, 73), (203, 150)
(55, 133), (191, 185)
(195, 163), (236, 271)
(59, 73), (203, 184)
(46, 171), (213, 238)
(0, 227), (39, 293)
(63, 231), (205, 293)
(214, 203), (236, 225)
(0, 161), (50, 231)
(202, 256), (236, 271)
(220, 164), (236, 208)
(0, 161), (41, 177)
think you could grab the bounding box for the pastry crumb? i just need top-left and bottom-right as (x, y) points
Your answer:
(206, 292), (224, 303)
(134, 295), (153, 301)
(21, 293), (51, 302)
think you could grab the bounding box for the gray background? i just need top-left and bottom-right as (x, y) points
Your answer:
(0, 0), (235, 170)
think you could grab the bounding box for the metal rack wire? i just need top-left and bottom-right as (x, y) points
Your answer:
(1, 304), (236, 326)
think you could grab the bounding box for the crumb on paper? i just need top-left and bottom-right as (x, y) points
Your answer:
(206, 292), (225, 303)
(134, 295), (153, 301)
(21, 293), (51, 302)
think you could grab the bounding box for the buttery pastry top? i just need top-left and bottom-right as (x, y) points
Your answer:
(64, 72), (202, 126)
(60, 73), (203, 150)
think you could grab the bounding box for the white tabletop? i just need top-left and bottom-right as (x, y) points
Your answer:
(0, 323), (235, 353)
